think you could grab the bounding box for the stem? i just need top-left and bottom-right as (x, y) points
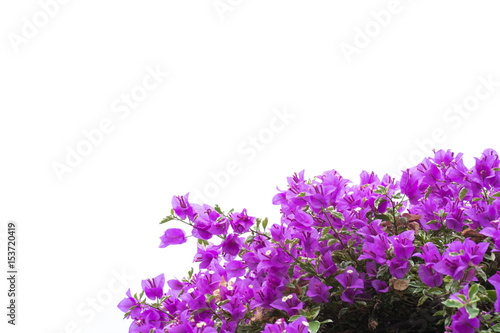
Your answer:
(321, 210), (364, 271)
(172, 216), (225, 240)
(385, 194), (399, 235)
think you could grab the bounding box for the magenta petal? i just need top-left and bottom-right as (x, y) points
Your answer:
(226, 260), (246, 278)
(159, 228), (187, 248)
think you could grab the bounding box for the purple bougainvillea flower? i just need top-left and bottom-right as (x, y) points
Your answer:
(433, 239), (486, 282)
(225, 260), (247, 279)
(207, 217), (229, 236)
(389, 230), (415, 260)
(287, 316), (312, 333)
(489, 272), (500, 313)
(388, 258), (410, 279)
(340, 288), (363, 304)
(270, 293), (304, 316)
(371, 280), (389, 293)
(449, 285), (480, 333)
(117, 289), (141, 318)
(318, 250), (338, 277)
(193, 243), (220, 269)
(241, 251), (259, 271)
(250, 284), (279, 308)
(450, 308), (480, 333)
(366, 261), (378, 277)
(414, 243), (444, 287)
(159, 228), (187, 248)
(229, 209), (256, 234)
(262, 318), (288, 333)
(336, 266), (364, 290)
(360, 170), (380, 185)
(461, 238), (489, 265)
(196, 270), (222, 295)
(480, 220), (500, 251)
(433, 255), (468, 281)
(141, 273), (165, 300)
(288, 208), (314, 229)
(306, 277), (332, 303)
(471, 148), (500, 189)
(171, 193), (196, 221)
(418, 265), (443, 287)
(400, 167), (421, 205)
(221, 295), (247, 322)
(296, 228), (319, 255)
(190, 204), (222, 240)
(357, 220), (385, 243)
(221, 233), (244, 257)
(414, 242), (442, 265)
(358, 233), (390, 265)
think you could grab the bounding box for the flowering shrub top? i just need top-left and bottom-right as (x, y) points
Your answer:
(119, 149), (500, 333)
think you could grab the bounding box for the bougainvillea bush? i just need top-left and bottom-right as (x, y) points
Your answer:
(119, 149), (500, 333)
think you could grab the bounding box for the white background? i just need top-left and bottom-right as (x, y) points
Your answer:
(1, 1), (500, 332)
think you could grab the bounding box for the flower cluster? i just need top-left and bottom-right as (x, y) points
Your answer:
(119, 149), (500, 332)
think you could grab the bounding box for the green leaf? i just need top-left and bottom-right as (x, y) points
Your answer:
(374, 197), (386, 209)
(308, 321), (320, 333)
(487, 290), (497, 302)
(262, 217), (268, 230)
(492, 323), (500, 332)
(289, 315), (301, 322)
(320, 319), (333, 324)
(468, 284), (479, 300)
(442, 299), (464, 308)
(214, 204), (223, 214)
(392, 192), (404, 200)
(459, 187), (468, 200)
(288, 265), (296, 279)
(418, 295), (429, 306)
(424, 186), (432, 199)
(297, 192), (306, 197)
(475, 266), (488, 282)
(338, 307), (348, 319)
(332, 211), (344, 221)
(160, 215), (175, 224)
(320, 233), (335, 241)
(485, 252), (496, 261)
(374, 185), (387, 194)
(433, 310), (444, 317)
(327, 239), (338, 246)
(492, 191), (500, 198)
(307, 306), (321, 320)
(465, 304), (480, 319)
(347, 238), (356, 247)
